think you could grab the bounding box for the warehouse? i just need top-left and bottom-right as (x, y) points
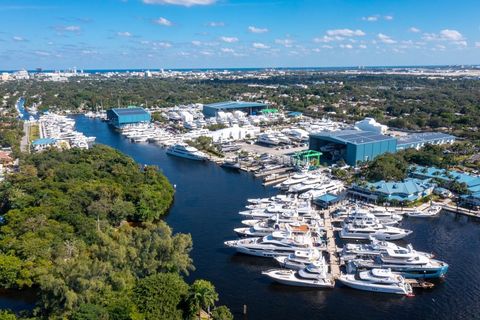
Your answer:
(203, 101), (267, 117)
(107, 107), (151, 128)
(396, 132), (456, 150)
(309, 129), (397, 166)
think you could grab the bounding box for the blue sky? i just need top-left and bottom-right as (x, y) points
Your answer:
(1, 0), (479, 69)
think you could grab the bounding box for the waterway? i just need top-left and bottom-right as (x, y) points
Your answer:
(6, 115), (480, 319)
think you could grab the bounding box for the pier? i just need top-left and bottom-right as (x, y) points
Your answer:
(323, 208), (341, 279)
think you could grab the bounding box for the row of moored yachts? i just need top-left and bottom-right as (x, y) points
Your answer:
(224, 192), (447, 296)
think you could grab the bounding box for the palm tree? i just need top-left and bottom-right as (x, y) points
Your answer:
(187, 280), (219, 319)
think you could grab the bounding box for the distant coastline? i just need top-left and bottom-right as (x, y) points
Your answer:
(1, 64), (480, 74)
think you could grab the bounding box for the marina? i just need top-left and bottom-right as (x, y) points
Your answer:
(59, 115), (480, 319)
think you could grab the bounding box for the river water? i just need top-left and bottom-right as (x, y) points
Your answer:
(5, 115), (480, 319)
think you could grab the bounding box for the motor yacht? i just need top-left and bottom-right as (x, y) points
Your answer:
(262, 258), (334, 288)
(339, 220), (412, 241)
(407, 206), (442, 218)
(274, 249), (322, 270)
(347, 250), (449, 279)
(224, 231), (325, 258)
(166, 143), (207, 161)
(339, 268), (413, 295)
(340, 239), (434, 261)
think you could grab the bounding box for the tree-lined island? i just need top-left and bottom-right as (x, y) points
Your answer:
(0, 145), (232, 319)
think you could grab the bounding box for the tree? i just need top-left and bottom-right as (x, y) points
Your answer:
(71, 304), (109, 320)
(132, 273), (189, 320)
(211, 306), (234, 320)
(364, 153), (408, 182)
(186, 279), (219, 319)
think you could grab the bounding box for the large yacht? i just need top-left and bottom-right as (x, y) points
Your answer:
(257, 133), (281, 146)
(347, 250), (449, 279)
(224, 231), (325, 258)
(339, 268), (413, 295)
(340, 239), (434, 261)
(274, 249), (322, 270)
(339, 220), (412, 241)
(262, 257), (334, 288)
(166, 143), (207, 161)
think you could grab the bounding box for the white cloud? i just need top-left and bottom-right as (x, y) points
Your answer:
(475, 42), (480, 48)
(409, 27), (420, 33)
(63, 25), (81, 32)
(200, 50), (213, 56)
(377, 33), (396, 44)
(326, 29), (365, 37)
(384, 15), (393, 20)
(153, 17), (172, 26)
(117, 31), (132, 37)
(152, 41), (172, 48)
(340, 44), (353, 49)
(275, 38), (293, 47)
(321, 45), (333, 49)
(313, 35), (336, 43)
(439, 29), (463, 41)
(422, 29), (467, 47)
(252, 42), (269, 49)
(221, 48), (235, 53)
(12, 36), (26, 41)
(207, 21), (224, 27)
(220, 36), (238, 43)
(35, 51), (50, 56)
(248, 26), (268, 33)
(362, 15), (378, 22)
(143, 0), (216, 6)
(359, 44), (367, 49)
(191, 40), (202, 46)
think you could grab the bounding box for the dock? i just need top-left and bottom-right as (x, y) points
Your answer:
(323, 209), (341, 279)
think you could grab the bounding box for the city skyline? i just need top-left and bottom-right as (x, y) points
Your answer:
(1, 0), (480, 69)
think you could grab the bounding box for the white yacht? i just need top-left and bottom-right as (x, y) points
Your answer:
(407, 206), (442, 218)
(224, 231), (325, 258)
(347, 250), (449, 279)
(166, 144), (207, 161)
(339, 220), (412, 241)
(340, 239), (434, 261)
(343, 210), (401, 227)
(339, 268), (413, 295)
(257, 133), (281, 146)
(274, 249), (322, 270)
(275, 172), (309, 189)
(262, 258), (334, 288)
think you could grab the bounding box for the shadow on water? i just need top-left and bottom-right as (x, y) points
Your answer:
(70, 116), (480, 320)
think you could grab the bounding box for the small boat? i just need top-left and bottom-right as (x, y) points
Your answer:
(262, 258), (334, 288)
(407, 206), (441, 218)
(339, 268), (413, 295)
(221, 159), (241, 170)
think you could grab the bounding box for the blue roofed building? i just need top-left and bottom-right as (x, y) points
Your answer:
(309, 129), (397, 166)
(396, 132), (456, 151)
(411, 166), (480, 208)
(32, 138), (57, 152)
(106, 107), (151, 129)
(202, 101), (267, 117)
(349, 178), (435, 203)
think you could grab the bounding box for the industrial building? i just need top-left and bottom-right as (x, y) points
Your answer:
(309, 130), (397, 166)
(396, 132), (456, 150)
(106, 107), (151, 129)
(203, 101), (267, 117)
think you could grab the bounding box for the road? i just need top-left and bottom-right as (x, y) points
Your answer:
(20, 121), (30, 153)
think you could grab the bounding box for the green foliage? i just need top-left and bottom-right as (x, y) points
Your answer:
(0, 146), (197, 318)
(364, 153), (408, 182)
(186, 136), (224, 158)
(71, 303), (109, 320)
(133, 273), (189, 320)
(211, 306), (234, 320)
(0, 310), (17, 320)
(186, 279), (219, 318)
(206, 123), (228, 131)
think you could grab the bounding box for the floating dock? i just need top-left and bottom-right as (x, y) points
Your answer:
(323, 209), (341, 279)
